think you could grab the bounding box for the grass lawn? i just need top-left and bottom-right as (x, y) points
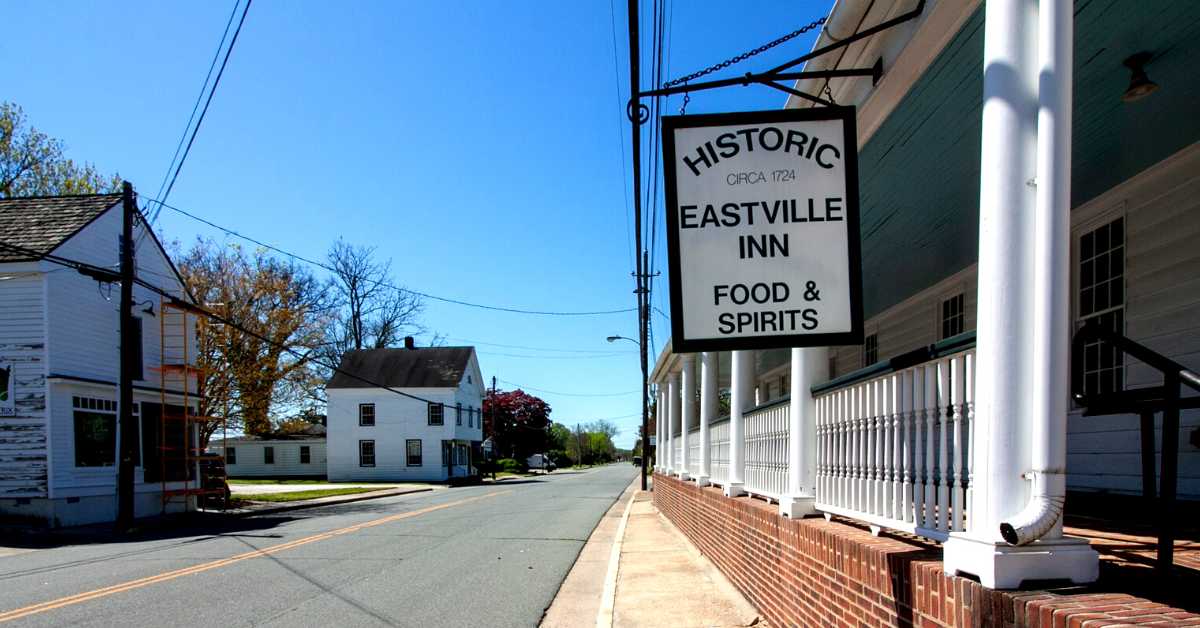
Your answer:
(235, 487), (379, 502)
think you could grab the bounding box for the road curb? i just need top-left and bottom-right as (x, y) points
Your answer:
(228, 487), (435, 517)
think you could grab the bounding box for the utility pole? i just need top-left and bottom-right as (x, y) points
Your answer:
(115, 182), (137, 531)
(627, 0), (648, 492)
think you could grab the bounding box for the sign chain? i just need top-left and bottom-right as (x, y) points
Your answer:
(661, 17), (828, 89)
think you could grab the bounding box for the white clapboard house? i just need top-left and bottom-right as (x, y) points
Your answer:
(0, 193), (202, 527)
(209, 424), (327, 479)
(326, 340), (484, 482)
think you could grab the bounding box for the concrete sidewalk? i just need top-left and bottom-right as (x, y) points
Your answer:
(543, 482), (761, 628)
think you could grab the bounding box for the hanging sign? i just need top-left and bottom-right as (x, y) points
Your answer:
(663, 108), (863, 352)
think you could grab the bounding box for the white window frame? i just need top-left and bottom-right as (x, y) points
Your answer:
(406, 439), (423, 466)
(1072, 206), (1128, 397)
(359, 403), (375, 427)
(359, 440), (376, 467)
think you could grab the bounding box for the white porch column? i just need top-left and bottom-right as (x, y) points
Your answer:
(726, 350), (754, 497)
(662, 386), (671, 472)
(696, 351), (717, 486)
(657, 389), (667, 470)
(943, 0), (1097, 589)
(780, 347), (828, 518)
(679, 356), (694, 480)
(667, 372), (680, 475)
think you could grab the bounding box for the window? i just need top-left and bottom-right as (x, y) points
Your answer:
(1079, 217), (1125, 395)
(428, 403), (444, 426)
(132, 317), (144, 380)
(73, 396), (117, 467)
(264, 446), (275, 464)
(406, 439), (422, 466)
(300, 445), (311, 464)
(359, 440), (376, 467)
(468, 407), (473, 428)
(456, 403), (463, 426)
(863, 333), (878, 366)
(359, 403), (375, 427)
(226, 447), (237, 465)
(941, 293), (965, 340)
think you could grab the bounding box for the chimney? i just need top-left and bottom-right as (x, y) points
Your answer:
(404, 336), (415, 350)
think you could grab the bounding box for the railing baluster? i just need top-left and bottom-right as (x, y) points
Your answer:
(882, 377), (893, 519)
(839, 389), (848, 509)
(912, 367), (924, 526)
(937, 358), (951, 533)
(900, 369), (913, 523)
(923, 362), (937, 530)
(951, 356), (965, 532)
(859, 384), (869, 514)
(965, 351), (976, 532)
(891, 372), (902, 521)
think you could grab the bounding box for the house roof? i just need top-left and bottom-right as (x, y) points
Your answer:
(327, 347), (475, 389)
(0, 193), (123, 262)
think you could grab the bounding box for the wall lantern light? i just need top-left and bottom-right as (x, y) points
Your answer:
(1122, 51), (1159, 103)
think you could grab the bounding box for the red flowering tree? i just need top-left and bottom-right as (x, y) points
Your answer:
(483, 389), (552, 460)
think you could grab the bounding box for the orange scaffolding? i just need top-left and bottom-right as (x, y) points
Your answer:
(155, 297), (227, 512)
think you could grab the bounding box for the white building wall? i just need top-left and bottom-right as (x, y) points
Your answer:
(327, 388), (457, 482)
(46, 207), (190, 388)
(0, 265), (48, 497)
(1065, 143), (1200, 499)
(214, 440), (326, 477)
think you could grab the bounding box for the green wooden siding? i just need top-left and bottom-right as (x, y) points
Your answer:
(858, 0), (1200, 318)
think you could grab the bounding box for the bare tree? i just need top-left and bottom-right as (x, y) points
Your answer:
(326, 240), (424, 353)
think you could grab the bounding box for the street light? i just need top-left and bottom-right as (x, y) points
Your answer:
(608, 334), (649, 488)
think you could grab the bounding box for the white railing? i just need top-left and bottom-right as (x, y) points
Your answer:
(674, 439), (683, 473)
(814, 347), (975, 542)
(687, 426), (701, 477)
(709, 418), (730, 486)
(743, 400), (790, 500)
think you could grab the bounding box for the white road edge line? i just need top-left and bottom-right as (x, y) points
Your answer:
(595, 482), (639, 628)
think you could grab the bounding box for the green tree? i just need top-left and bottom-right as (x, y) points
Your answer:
(0, 102), (120, 197)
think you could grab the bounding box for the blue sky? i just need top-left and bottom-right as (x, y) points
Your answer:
(4, 0), (830, 448)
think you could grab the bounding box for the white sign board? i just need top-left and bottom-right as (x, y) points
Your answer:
(663, 108), (863, 352)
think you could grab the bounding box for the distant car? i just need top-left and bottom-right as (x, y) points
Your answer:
(526, 453), (555, 472)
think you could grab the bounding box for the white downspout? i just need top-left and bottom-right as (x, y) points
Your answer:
(1000, 0), (1072, 547)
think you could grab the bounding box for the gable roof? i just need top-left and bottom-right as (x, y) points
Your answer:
(328, 347), (475, 389)
(0, 193), (123, 262)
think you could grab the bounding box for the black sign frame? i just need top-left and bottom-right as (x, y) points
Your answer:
(662, 106), (864, 354)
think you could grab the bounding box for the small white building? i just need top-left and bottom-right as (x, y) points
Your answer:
(209, 425), (327, 478)
(0, 193), (201, 527)
(326, 341), (484, 482)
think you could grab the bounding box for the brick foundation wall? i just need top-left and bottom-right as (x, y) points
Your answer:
(653, 472), (1199, 627)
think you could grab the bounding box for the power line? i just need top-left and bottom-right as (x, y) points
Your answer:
(495, 378), (639, 398)
(149, 0), (253, 225)
(448, 336), (636, 355)
(148, 0), (242, 226)
(478, 350), (632, 361)
(149, 196), (637, 317)
(608, 0), (635, 274)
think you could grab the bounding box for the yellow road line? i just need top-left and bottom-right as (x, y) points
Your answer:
(0, 490), (509, 623)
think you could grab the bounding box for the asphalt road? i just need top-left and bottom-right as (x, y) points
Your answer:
(0, 464), (638, 627)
